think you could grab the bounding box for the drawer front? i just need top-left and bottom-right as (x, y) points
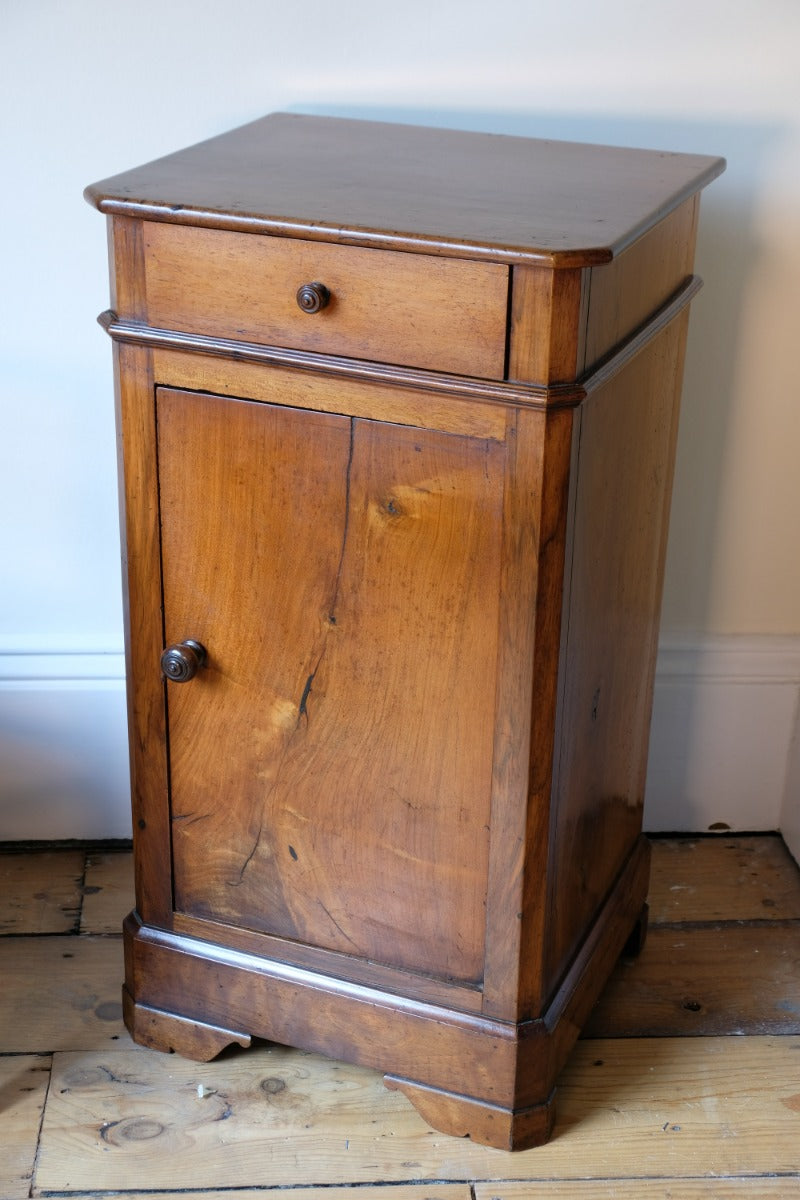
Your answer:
(143, 224), (509, 378)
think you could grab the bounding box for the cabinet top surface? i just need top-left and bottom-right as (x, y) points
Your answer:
(85, 112), (724, 267)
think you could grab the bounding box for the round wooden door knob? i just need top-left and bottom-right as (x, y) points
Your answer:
(160, 640), (207, 682)
(296, 281), (330, 313)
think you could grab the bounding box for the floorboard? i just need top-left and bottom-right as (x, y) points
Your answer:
(475, 1182), (800, 1198)
(586, 924), (800, 1036)
(80, 851), (135, 935)
(0, 851), (84, 935)
(0, 1054), (51, 1200)
(647, 836), (800, 922)
(32, 1037), (800, 1191)
(73, 1191), (472, 1200)
(0, 936), (129, 1053)
(0, 835), (798, 1197)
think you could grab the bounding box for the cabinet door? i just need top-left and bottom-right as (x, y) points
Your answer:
(157, 387), (505, 984)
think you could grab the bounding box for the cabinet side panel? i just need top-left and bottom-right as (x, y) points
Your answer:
(160, 390), (505, 984)
(544, 310), (690, 997)
(582, 196), (699, 371)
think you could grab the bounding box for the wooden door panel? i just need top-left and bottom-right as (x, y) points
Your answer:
(157, 387), (504, 983)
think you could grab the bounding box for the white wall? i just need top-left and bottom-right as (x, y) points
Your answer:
(2, 0), (799, 839)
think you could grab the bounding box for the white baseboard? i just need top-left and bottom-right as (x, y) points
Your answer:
(779, 707), (800, 866)
(1, 636), (799, 845)
(644, 635), (800, 838)
(0, 642), (130, 840)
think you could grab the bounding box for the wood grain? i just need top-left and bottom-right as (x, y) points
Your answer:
(582, 194), (700, 370)
(113, 338), (173, 927)
(0, 1055), (52, 1200)
(2, 839), (796, 1189)
(109, 214), (146, 319)
(94, 1192), (472, 1200)
(0, 936), (129, 1052)
(648, 836), (800, 923)
(144, 223), (508, 378)
(123, 988), (251, 1061)
(384, 1073), (555, 1152)
(508, 265), (586, 384)
(35, 1038), (800, 1191)
(585, 924), (800, 1037)
(94, 114), (723, 1150)
(518, 407), (581, 1016)
(475, 1182), (800, 1199)
(482, 406), (577, 1021)
(0, 850), (83, 934)
(543, 314), (689, 997)
(86, 113), (724, 267)
(160, 388), (504, 982)
(80, 850), (134, 934)
(151, 349), (509, 442)
(481, 406), (549, 1018)
(171, 908), (484, 1014)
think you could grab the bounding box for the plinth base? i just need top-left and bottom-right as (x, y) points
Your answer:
(122, 837), (649, 1149)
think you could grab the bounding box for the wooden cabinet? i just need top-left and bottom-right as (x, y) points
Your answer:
(86, 114), (723, 1150)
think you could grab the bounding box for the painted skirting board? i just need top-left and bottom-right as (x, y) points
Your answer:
(779, 708), (800, 865)
(644, 636), (800, 850)
(1, 636), (799, 845)
(0, 641), (130, 841)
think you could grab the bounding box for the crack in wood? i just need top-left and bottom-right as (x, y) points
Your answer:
(317, 898), (360, 950)
(329, 416), (355, 625)
(229, 418), (356, 891)
(298, 671), (316, 721)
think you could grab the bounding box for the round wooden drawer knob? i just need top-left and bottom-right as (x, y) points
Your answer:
(296, 281), (330, 313)
(161, 640), (207, 683)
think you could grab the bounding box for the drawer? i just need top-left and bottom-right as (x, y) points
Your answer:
(142, 223), (509, 379)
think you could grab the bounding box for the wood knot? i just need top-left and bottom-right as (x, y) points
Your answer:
(101, 1117), (165, 1144)
(261, 1076), (287, 1096)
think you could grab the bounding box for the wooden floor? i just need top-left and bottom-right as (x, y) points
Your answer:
(1, 835), (799, 1198)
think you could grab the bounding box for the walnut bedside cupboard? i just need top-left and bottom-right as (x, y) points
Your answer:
(86, 114), (724, 1150)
